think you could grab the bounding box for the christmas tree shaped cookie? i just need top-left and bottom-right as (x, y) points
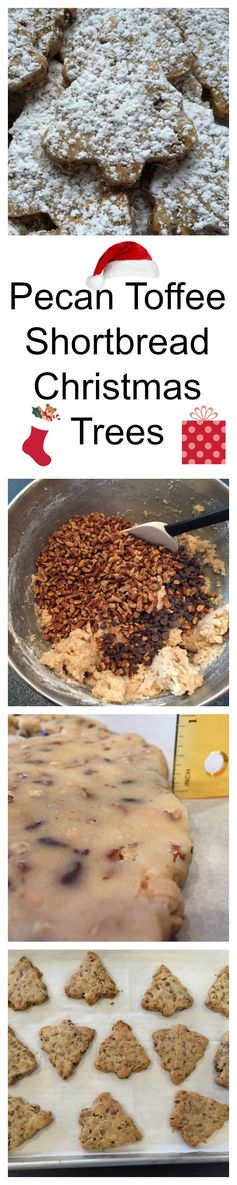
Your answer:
(79, 1092), (142, 1151)
(62, 9), (190, 89)
(65, 951), (119, 1006)
(8, 957), (48, 1011)
(9, 1096), (53, 1150)
(9, 73), (132, 234)
(141, 964), (193, 1016)
(8, 1026), (38, 1086)
(170, 1090), (229, 1148)
(205, 966), (229, 1018)
(95, 1020), (150, 1079)
(39, 1019), (95, 1079)
(43, 68), (195, 188)
(8, 8), (67, 92)
(152, 1024), (208, 1083)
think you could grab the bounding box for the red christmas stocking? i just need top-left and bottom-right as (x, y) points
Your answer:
(22, 425), (51, 466)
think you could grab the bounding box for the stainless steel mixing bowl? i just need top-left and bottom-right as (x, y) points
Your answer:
(8, 478), (229, 706)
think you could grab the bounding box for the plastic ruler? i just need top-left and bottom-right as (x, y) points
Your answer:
(173, 715), (229, 797)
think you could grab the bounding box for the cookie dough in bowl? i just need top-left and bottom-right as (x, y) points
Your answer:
(8, 479), (229, 706)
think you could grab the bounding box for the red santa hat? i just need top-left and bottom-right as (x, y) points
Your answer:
(87, 241), (159, 288)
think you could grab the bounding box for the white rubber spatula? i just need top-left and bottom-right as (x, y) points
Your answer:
(122, 507), (229, 552)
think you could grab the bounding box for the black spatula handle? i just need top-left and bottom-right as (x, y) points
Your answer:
(166, 507), (229, 538)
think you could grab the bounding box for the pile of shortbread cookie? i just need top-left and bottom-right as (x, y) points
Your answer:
(8, 8), (229, 236)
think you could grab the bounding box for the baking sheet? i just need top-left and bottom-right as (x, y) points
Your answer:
(8, 949), (229, 1167)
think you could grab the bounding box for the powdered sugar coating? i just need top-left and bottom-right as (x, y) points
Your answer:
(16, 8), (67, 60)
(170, 9), (229, 118)
(8, 7), (229, 235)
(9, 77), (132, 233)
(150, 99), (228, 235)
(62, 8), (190, 85)
(43, 67), (195, 187)
(8, 12), (47, 92)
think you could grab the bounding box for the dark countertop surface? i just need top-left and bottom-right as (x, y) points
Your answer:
(8, 1163), (229, 1178)
(8, 479), (229, 708)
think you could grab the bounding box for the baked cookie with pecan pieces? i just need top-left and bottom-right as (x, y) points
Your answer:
(9, 1096), (53, 1150)
(79, 1092), (142, 1151)
(170, 1089), (229, 1148)
(152, 1024), (208, 1083)
(95, 1020), (150, 1078)
(142, 964), (193, 1015)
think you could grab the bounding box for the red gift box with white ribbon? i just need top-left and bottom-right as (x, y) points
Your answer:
(182, 406), (226, 465)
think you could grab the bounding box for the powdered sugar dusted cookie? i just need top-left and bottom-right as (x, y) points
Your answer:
(8, 11), (47, 93)
(16, 8), (68, 63)
(62, 9), (191, 87)
(170, 9), (229, 119)
(150, 100), (228, 235)
(9, 77), (133, 233)
(43, 68), (195, 187)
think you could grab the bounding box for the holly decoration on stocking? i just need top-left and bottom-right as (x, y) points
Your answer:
(22, 405), (60, 467)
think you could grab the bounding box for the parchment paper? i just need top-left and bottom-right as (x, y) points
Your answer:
(9, 949), (229, 1166)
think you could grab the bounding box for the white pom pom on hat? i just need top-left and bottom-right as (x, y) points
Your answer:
(87, 240), (159, 288)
